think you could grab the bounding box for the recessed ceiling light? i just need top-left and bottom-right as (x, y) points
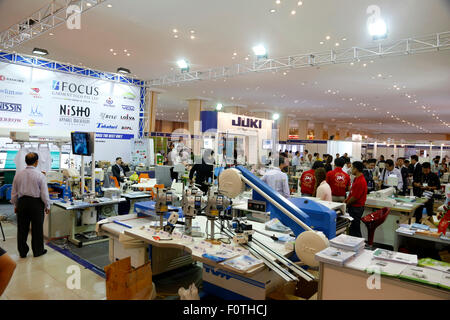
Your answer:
(113, 52), (117, 56)
(174, 34), (179, 38)
(110, 48), (114, 52)
(335, 42), (340, 46)
(319, 41), (324, 45)
(291, 10), (296, 15)
(190, 35), (195, 39)
(377, 73), (382, 77)
(298, 1), (303, 5)
(107, 4), (112, 8)
(363, 63), (367, 67)
(127, 53), (131, 56)
(276, 0), (281, 4)
(245, 57), (249, 60)
(86, 3), (92, 7)
(342, 37), (347, 41)
(190, 30), (195, 34)
(350, 62), (354, 66)
(325, 36), (330, 40)
(270, 9), (276, 13)
(49, 32), (54, 36)
(233, 52), (237, 56)
(33, 48), (49, 55)
(124, 49), (127, 52)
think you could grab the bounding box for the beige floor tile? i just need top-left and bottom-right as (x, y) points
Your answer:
(6, 284), (82, 300)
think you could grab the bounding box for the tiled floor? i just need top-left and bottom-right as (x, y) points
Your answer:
(0, 221), (106, 300)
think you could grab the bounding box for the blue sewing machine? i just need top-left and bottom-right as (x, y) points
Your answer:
(221, 166), (336, 239)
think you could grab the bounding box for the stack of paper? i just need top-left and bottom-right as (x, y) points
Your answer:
(399, 265), (443, 287)
(344, 250), (374, 271)
(418, 258), (450, 274)
(439, 273), (450, 290)
(366, 260), (408, 277)
(396, 226), (416, 235)
(372, 248), (418, 265)
(222, 255), (264, 272)
(411, 223), (430, 231)
(315, 247), (358, 266)
(329, 234), (365, 252)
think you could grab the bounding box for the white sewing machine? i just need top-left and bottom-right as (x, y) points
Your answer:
(365, 187), (397, 207)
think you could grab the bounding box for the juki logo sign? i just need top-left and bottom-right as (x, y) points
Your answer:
(232, 116), (262, 129)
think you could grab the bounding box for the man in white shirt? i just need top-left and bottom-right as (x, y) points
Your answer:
(292, 151), (300, 167)
(11, 153), (50, 258)
(379, 159), (403, 190)
(261, 156), (290, 198)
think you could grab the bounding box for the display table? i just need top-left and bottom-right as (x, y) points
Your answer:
(318, 250), (450, 300)
(48, 198), (125, 247)
(121, 191), (152, 214)
(98, 212), (294, 299)
(394, 229), (450, 251)
(362, 196), (428, 247)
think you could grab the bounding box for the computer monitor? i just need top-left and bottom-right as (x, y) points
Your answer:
(71, 132), (92, 156)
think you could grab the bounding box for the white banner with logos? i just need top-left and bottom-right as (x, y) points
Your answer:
(0, 61), (141, 162)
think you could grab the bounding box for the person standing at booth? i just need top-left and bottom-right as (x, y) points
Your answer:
(261, 156), (290, 198)
(112, 157), (130, 184)
(11, 153), (50, 258)
(300, 161), (324, 197)
(326, 157), (351, 202)
(344, 161), (368, 237)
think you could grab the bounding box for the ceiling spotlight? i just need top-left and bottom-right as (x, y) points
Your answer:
(190, 30), (195, 34)
(113, 52), (117, 56)
(325, 35), (330, 40)
(174, 34), (179, 38)
(117, 67), (131, 74)
(177, 59), (189, 72)
(252, 44), (267, 59)
(272, 113), (280, 121)
(32, 48), (49, 55)
(173, 29), (178, 33)
(276, 0), (281, 4)
(342, 37), (347, 41)
(127, 53), (131, 56)
(335, 42), (340, 46)
(190, 35), (195, 39)
(367, 14), (387, 40)
(216, 103), (223, 111)
(110, 48), (114, 52)
(298, 1), (303, 5)
(291, 10), (296, 15)
(49, 32), (54, 36)
(86, 2), (92, 7)
(107, 4), (112, 8)
(270, 9), (276, 13)
(319, 41), (324, 45)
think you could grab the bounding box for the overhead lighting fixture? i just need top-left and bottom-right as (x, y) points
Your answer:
(276, 0), (281, 4)
(272, 113), (280, 121)
(297, 1), (303, 5)
(32, 48), (49, 56)
(291, 10), (296, 15)
(173, 29), (178, 33)
(252, 44), (267, 59)
(107, 4), (112, 8)
(335, 42), (340, 46)
(117, 67), (131, 74)
(325, 35), (331, 40)
(49, 32), (54, 36)
(319, 41), (324, 45)
(190, 35), (195, 39)
(177, 59), (189, 72)
(270, 9), (276, 13)
(368, 18), (387, 40)
(216, 103), (223, 111)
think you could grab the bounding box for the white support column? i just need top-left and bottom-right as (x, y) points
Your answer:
(314, 122), (324, 140)
(297, 120), (309, 140)
(373, 141), (378, 159)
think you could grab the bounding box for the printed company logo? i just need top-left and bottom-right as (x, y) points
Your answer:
(121, 126), (133, 130)
(104, 97), (115, 107)
(0, 102), (22, 113)
(336, 174), (345, 182)
(0, 117), (21, 123)
(59, 104), (90, 125)
(100, 112), (117, 120)
(123, 92), (136, 101)
(232, 116), (262, 129)
(0, 75), (25, 83)
(97, 123), (118, 130)
(30, 87), (43, 99)
(304, 175), (313, 182)
(120, 114), (135, 121)
(28, 119), (47, 127)
(29, 106), (43, 117)
(0, 88), (23, 96)
(51, 80), (100, 99)
(122, 105), (135, 111)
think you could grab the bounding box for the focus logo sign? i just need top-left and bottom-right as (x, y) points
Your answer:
(122, 105), (135, 112)
(104, 97), (115, 107)
(0, 117), (21, 123)
(30, 88), (43, 99)
(0, 75), (25, 84)
(0, 102), (22, 112)
(28, 119), (47, 127)
(29, 106), (43, 117)
(52, 80), (100, 101)
(100, 112), (117, 120)
(120, 114), (135, 121)
(0, 88), (23, 96)
(123, 92), (136, 101)
(59, 104), (90, 125)
(121, 126), (133, 130)
(97, 123), (118, 130)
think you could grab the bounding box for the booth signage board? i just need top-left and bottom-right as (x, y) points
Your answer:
(0, 61), (140, 139)
(217, 113), (273, 133)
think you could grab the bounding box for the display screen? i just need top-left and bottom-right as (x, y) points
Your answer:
(262, 139), (273, 150)
(71, 132), (91, 156)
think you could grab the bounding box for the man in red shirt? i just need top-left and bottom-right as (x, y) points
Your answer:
(344, 161), (368, 237)
(300, 161), (324, 196)
(326, 157), (351, 202)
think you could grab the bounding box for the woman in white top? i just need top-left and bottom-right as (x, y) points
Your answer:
(314, 167), (332, 201)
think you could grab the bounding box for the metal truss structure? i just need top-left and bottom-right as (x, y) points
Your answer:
(0, 0), (106, 49)
(147, 31), (450, 87)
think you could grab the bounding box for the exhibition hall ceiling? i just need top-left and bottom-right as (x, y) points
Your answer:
(1, 0), (449, 134)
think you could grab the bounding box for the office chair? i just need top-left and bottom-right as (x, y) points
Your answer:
(110, 176), (120, 188)
(361, 207), (391, 247)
